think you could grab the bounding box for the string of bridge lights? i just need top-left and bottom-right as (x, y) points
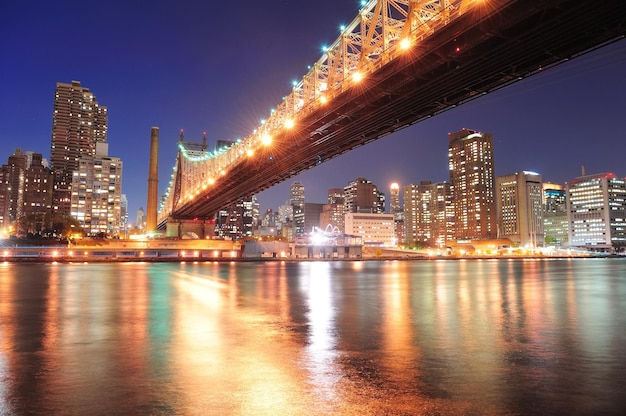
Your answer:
(158, 0), (466, 217)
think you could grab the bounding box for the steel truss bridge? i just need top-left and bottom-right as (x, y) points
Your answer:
(157, 0), (626, 229)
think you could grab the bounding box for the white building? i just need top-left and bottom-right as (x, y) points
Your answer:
(345, 212), (395, 246)
(567, 172), (626, 251)
(496, 171), (544, 248)
(70, 143), (123, 237)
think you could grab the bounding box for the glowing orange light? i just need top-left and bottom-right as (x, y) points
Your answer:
(262, 134), (272, 145)
(352, 72), (363, 82)
(320, 95), (328, 104)
(246, 149), (254, 157)
(400, 38), (411, 50)
(285, 119), (294, 129)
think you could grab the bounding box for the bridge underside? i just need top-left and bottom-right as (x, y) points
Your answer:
(170, 0), (626, 222)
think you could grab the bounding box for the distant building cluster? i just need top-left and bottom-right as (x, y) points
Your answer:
(1, 81), (127, 239)
(257, 128), (625, 254)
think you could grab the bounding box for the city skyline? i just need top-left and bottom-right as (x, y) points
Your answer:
(2, 1), (626, 217)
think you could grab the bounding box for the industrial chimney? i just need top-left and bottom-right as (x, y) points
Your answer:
(146, 127), (159, 233)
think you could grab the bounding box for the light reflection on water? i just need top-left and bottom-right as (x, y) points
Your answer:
(0, 259), (625, 415)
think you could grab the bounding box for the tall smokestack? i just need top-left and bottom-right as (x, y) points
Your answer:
(581, 164), (586, 176)
(146, 127), (159, 232)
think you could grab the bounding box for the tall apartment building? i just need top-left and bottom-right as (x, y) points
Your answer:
(70, 143), (123, 236)
(344, 177), (385, 214)
(496, 171), (544, 248)
(403, 181), (454, 247)
(51, 81), (108, 215)
(543, 183), (568, 246)
(448, 128), (496, 240)
(567, 172), (626, 251)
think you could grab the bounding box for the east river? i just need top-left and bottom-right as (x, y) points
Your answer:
(1, 258), (625, 415)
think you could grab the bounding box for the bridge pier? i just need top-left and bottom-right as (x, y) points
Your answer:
(166, 219), (215, 239)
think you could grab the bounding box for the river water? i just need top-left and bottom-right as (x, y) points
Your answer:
(1, 258), (625, 415)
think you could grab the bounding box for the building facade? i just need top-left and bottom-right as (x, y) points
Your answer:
(290, 181), (305, 234)
(320, 187), (345, 232)
(448, 129), (497, 240)
(566, 172), (626, 251)
(344, 212), (395, 246)
(543, 183), (568, 246)
(70, 143), (123, 236)
(344, 177), (385, 214)
(51, 81), (108, 215)
(403, 181), (453, 247)
(0, 150), (54, 235)
(496, 171), (544, 248)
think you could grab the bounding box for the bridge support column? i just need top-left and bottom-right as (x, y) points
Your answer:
(166, 219), (215, 239)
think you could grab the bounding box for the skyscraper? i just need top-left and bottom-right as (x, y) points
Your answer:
(448, 129), (496, 240)
(496, 171), (544, 248)
(50, 81), (108, 215)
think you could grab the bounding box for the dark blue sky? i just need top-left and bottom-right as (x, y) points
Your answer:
(2, 1), (625, 219)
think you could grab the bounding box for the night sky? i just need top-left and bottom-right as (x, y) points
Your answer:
(2, 0), (626, 219)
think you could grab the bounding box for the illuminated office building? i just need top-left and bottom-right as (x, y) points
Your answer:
(543, 183), (568, 246)
(448, 128), (496, 240)
(567, 172), (626, 251)
(496, 171), (544, 248)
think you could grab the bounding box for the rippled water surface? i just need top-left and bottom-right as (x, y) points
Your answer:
(1, 258), (625, 415)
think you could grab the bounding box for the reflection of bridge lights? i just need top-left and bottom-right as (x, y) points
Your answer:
(52, 250), (58, 257)
(400, 38), (411, 50)
(284, 119), (294, 129)
(262, 134), (272, 145)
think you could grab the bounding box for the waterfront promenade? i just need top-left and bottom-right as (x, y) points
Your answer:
(0, 238), (241, 262)
(0, 237), (603, 263)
